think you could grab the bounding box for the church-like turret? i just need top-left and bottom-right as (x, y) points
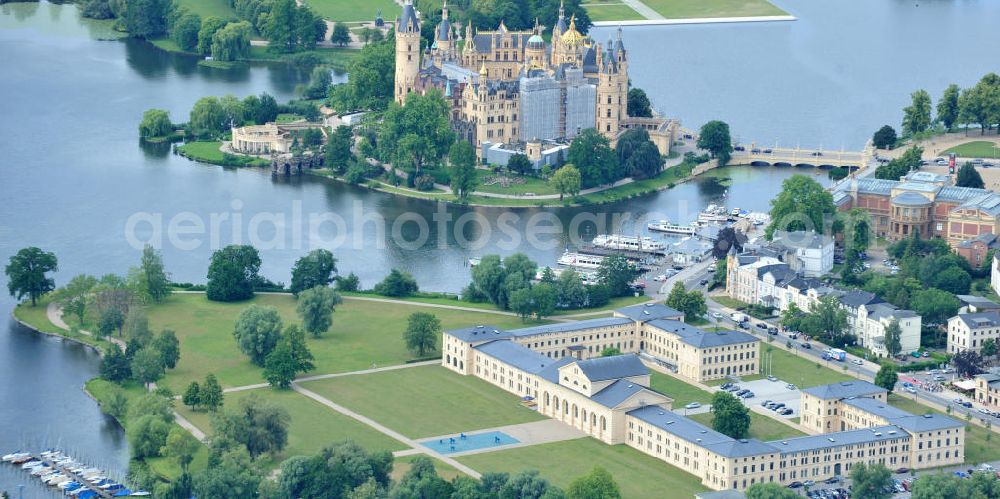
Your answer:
(394, 0), (421, 105)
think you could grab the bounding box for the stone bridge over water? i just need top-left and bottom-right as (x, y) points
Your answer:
(732, 144), (873, 170)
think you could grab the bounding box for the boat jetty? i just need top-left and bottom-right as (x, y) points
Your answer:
(2, 450), (148, 498)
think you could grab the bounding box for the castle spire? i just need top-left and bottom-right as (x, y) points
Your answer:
(442, 0), (448, 20)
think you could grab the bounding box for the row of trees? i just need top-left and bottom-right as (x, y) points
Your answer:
(465, 253), (637, 316)
(897, 73), (1000, 137)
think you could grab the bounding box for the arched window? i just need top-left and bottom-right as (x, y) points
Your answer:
(600, 416), (607, 431)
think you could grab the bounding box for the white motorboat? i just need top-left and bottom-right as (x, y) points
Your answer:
(591, 234), (665, 253)
(557, 251), (605, 270)
(698, 204), (731, 223)
(647, 220), (697, 235)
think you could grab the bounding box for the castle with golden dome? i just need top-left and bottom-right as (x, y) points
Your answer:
(394, 0), (675, 164)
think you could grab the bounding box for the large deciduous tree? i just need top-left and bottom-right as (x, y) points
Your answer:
(616, 128), (662, 180)
(596, 255), (637, 297)
(937, 84), (961, 130)
(902, 89), (932, 135)
(883, 320), (902, 359)
(766, 175), (836, 239)
(956, 163), (985, 188)
(171, 11), (202, 52)
(374, 269), (419, 297)
(710, 391), (750, 439)
(233, 305), (284, 366)
(627, 88), (653, 118)
(850, 463), (893, 499)
(404, 312), (440, 357)
(549, 164), (582, 200)
(872, 125), (897, 149)
(378, 89), (455, 174)
(139, 109), (173, 139)
(328, 36), (395, 112)
(568, 129), (620, 188)
(295, 285), (341, 337)
(449, 141), (479, 200)
(325, 125), (353, 173)
(211, 21), (252, 62)
(697, 120), (733, 165)
(874, 364), (898, 394)
(746, 483), (799, 499)
(206, 245), (261, 302)
(566, 466), (621, 499)
(5, 247), (58, 306)
(289, 249), (338, 295)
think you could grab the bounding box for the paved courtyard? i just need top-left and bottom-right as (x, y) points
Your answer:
(735, 378), (801, 418)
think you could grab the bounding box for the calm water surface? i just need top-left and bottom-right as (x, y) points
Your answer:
(2, 0), (999, 494)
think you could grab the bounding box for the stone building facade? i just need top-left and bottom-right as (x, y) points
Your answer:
(393, 0), (676, 160)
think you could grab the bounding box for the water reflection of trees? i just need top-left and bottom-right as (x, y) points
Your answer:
(138, 139), (171, 160)
(697, 176), (732, 197)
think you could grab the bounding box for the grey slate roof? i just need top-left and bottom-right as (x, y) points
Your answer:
(954, 311), (1000, 329)
(840, 290), (882, 309)
(889, 413), (964, 432)
(471, 32), (532, 54)
(627, 406), (777, 458)
(842, 397), (912, 420)
(962, 295), (1000, 311)
(436, 18), (451, 40)
(397, 2), (420, 32)
(771, 230), (834, 250)
(769, 425), (907, 454)
(537, 357), (575, 383)
(589, 378), (661, 408)
(801, 381), (886, 400)
(508, 317), (634, 338)
(892, 191), (933, 206)
(978, 373), (1000, 388)
(445, 325), (512, 343)
(866, 302), (918, 321)
(574, 354), (647, 382)
(646, 320), (759, 348)
(696, 490), (746, 499)
(614, 303), (684, 322)
(473, 340), (554, 374)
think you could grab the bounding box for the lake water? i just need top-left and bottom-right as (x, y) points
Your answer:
(1, 0), (998, 494)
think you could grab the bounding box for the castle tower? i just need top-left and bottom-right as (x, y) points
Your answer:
(394, 0), (421, 105)
(595, 29), (629, 140)
(432, 0), (453, 64)
(551, 0), (566, 66)
(524, 20), (547, 70)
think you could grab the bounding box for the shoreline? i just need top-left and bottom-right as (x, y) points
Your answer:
(10, 310), (107, 357)
(592, 14), (796, 27)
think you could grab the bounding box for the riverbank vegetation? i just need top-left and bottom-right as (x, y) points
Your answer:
(877, 72), (1000, 148)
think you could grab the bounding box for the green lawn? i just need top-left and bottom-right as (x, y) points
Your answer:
(174, 0), (237, 20)
(301, 365), (546, 438)
(641, 0), (786, 19)
(942, 141), (1000, 159)
(176, 388), (406, 469)
(13, 299), (114, 353)
(710, 295), (749, 310)
(763, 348), (854, 389)
(303, 0), (401, 22)
(473, 170), (559, 196)
(459, 438), (708, 498)
(145, 293), (537, 392)
(177, 141), (270, 167)
(649, 371), (712, 406)
(688, 412), (806, 441)
(887, 394), (1000, 464)
(585, 3), (644, 21)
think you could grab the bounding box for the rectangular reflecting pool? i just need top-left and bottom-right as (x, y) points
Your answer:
(420, 431), (519, 454)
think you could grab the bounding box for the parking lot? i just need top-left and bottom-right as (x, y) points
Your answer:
(742, 378), (801, 418)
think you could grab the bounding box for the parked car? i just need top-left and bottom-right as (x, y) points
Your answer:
(740, 391), (754, 399)
(767, 326), (778, 335)
(934, 375), (946, 381)
(825, 476), (841, 484)
(779, 408), (794, 415)
(761, 400), (773, 407)
(963, 401), (974, 408)
(712, 312), (723, 319)
(772, 402), (786, 410)
(735, 389), (749, 396)
(738, 322), (750, 330)
(786, 383), (797, 390)
(767, 375), (778, 382)
(788, 481), (803, 489)
(801, 342), (812, 349)
(852, 359), (863, 365)
(906, 386), (917, 394)
(720, 382), (734, 390)
(895, 467), (909, 474)
(803, 480), (815, 487)
(684, 402), (701, 410)
(763, 148), (773, 154)
(756, 323), (768, 330)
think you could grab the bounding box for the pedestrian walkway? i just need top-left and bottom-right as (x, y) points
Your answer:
(46, 302), (126, 350)
(291, 383), (483, 478)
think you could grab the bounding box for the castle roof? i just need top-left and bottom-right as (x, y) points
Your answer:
(398, 1), (420, 33)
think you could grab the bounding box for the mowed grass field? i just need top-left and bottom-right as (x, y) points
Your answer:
(458, 438), (708, 498)
(584, 3), (644, 21)
(174, 0), (237, 20)
(145, 293), (537, 392)
(175, 388), (406, 469)
(650, 371), (713, 406)
(943, 141), (1000, 159)
(641, 0), (786, 19)
(303, 0), (401, 22)
(301, 365), (546, 438)
(764, 348), (854, 388)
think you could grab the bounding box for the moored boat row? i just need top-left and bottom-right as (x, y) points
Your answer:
(3, 450), (149, 497)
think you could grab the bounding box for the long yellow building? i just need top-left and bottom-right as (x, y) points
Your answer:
(442, 304), (966, 492)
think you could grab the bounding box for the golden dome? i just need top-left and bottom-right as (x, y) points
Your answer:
(479, 62), (488, 77)
(561, 15), (583, 44)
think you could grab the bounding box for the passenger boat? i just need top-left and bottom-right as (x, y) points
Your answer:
(468, 257), (481, 267)
(698, 204), (731, 223)
(591, 234), (665, 253)
(647, 219), (697, 235)
(557, 251), (605, 270)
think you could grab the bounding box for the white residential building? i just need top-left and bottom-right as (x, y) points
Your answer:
(770, 230), (835, 277)
(727, 253), (921, 357)
(992, 254), (1000, 297)
(947, 311), (1000, 355)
